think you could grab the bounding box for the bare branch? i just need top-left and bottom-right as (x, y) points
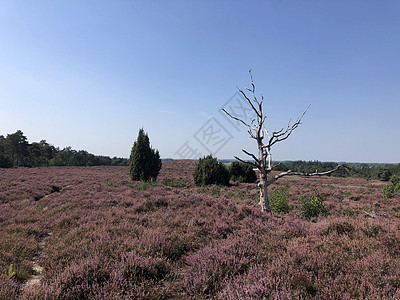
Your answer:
(245, 110), (258, 130)
(363, 210), (388, 218)
(222, 108), (258, 139)
(270, 162), (283, 170)
(265, 164), (342, 186)
(237, 88), (261, 119)
(222, 108), (252, 130)
(363, 211), (376, 218)
(247, 130), (257, 140)
(234, 156), (259, 169)
(242, 149), (260, 165)
(266, 104), (311, 148)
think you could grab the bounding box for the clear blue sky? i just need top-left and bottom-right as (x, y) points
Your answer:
(0, 1), (399, 163)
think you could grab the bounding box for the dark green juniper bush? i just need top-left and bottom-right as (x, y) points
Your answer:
(129, 128), (162, 182)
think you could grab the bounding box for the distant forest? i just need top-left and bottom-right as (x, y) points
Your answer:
(0, 130), (129, 168)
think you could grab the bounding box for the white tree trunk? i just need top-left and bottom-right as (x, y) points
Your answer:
(258, 179), (270, 212)
(258, 146), (271, 212)
(223, 70), (340, 212)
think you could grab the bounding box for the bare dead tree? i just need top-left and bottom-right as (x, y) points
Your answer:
(223, 70), (342, 212)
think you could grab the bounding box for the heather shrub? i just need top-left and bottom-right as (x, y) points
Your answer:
(269, 184), (290, 214)
(193, 155), (229, 186)
(236, 190), (245, 199)
(183, 235), (256, 297)
(381, 234), (400, 257)
(0, 276), (19, 300)
(324, 221), (354, 236)
(298, 191), (328, 219)
(137, 228), (194, 260)
(343, 207), (354, 217)
(117, 251), (170, 283)
(47, 258), (111, 299)
(229, 161), (257, 183)
(129, 128), (162, 181)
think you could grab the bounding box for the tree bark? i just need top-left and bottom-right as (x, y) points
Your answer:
(258, 180), (270, 212)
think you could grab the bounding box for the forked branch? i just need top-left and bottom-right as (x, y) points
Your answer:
(266, 164), (343, 186)
(266, 105), (310, 148)
(234, 156), (259, 168)
(222, 109), (257, 140)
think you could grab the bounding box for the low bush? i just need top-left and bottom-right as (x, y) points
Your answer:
(390, 174), (400, 186)
(382, 184), (396, 199)
(382, 176), (400, 199)
(298, 191), (328, 219)
(0, 276), (19, 300)
(193, 155), (230, 186)
(229, 161), (257, 183)
(269, 184), (290, 214)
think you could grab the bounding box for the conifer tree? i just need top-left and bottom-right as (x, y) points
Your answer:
(129, 128), (162, 181)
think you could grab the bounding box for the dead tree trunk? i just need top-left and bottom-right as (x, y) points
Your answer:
(223, 70), (342, 212)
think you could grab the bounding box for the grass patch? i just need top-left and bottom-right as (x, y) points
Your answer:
(107, 180), (120, 188)
(136, 180), (157, 191)
(211, 186), (220, 197)
(161, 178), (188, 188)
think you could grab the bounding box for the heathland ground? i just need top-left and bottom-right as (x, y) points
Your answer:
(1, 161), (400, 299)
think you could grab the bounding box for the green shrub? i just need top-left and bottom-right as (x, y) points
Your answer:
(377, 167), (392, 181)
(129, 128), (162, 181)
(396, 183), (400, 194)
(229, 161), (257, 183)
(390, 175), (400, 186)
(298, 191), (328, 219)
(193, 155), (230, 186)
(382, 183), (396, 199)
(269, 184), (290, 214)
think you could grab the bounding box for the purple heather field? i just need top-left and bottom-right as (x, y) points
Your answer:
(1, 161), (400, 299)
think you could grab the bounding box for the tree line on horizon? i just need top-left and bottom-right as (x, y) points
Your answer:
(0, 130), (128, 168)
(1, 130), (399, 182)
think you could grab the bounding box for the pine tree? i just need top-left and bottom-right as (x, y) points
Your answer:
(129, 128), (162, 181)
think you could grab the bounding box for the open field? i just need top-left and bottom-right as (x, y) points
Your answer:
(1, 161), (400, 299)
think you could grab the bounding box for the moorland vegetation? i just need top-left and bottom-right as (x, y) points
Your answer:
(1, 161), (400, 299)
